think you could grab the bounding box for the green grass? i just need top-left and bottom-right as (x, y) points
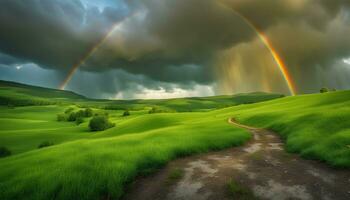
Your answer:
(0, 80), (283, 111)
(0, 80), (349, 199)
(0, 110), (250, 200)
(213, 90), (350, 167)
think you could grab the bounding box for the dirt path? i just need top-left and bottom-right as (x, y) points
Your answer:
(123, 118), (350, 200)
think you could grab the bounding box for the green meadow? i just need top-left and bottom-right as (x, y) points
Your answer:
(0, 80), (349, 200)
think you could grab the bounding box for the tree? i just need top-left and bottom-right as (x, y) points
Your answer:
(57, 113), (67, 121)
(123, 110), (130, 117)
(149, 107), (157, 114)
(320, 87), (329, 93)
(84, 108), (93, 117)
(89, 116), (115, 131)
(0, 146), (11, 158)
(67, 112), (77, 121)
(76, 117), (84, 125)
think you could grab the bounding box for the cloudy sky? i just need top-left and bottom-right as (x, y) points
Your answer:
(0, 0), (349, 99)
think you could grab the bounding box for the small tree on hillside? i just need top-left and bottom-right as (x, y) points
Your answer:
(84, 108), (93, 117)
(89, 116), (115, 131)
(149, 107), (157, 114)
(123, 110), (130, 117)
(67, 112), (77, 121)
(76, 117), (84, 125)
(320, 87), (329, 93)
(0, 146), (11, 158)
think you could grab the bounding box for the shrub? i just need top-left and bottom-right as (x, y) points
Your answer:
(149, 107), (157, 114)
(76, 110), (85, 118)
(64, 107), (74, 114)
(123, 110), (130, 117)
(38, 141), (54, 149)
(67, 112), (77, 122)
(148, 107), (172, 114)
(0, 146), (11, 158)
(320, 87), (329, 93)
(57, 113), (67, 121)
(76, 117), (84, 125)
(89, 116), (115, 131)
(84, 108), (93, 117)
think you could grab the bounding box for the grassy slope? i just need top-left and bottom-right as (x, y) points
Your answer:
(0, 80), (86, 106)
(214, 90), (350, 167)
(0, 109), (250, 200)
(0, 81), (349, 199)
(0, 80), (283, 111)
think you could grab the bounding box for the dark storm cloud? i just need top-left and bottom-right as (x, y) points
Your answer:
(83, 0), (350, 89)
(0, 0), (127, 70)
(0, 53), (26, 66)
(0, 0), (350, 96)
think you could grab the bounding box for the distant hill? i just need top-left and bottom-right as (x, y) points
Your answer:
(0, 80), (284, 111)
(0, 80), (86, 106)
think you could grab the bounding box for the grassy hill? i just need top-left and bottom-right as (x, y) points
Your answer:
(0, 80), (284, 111)
(0, 80), (86, 106)
(213, 90), (350, 167)
(0, 80), (349, 200)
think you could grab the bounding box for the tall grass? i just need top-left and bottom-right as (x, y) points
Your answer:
(215, 90), (350, 167)
(0, 111), (250, 200)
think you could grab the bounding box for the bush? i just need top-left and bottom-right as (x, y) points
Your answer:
(38, 141), (54, 149)
(89, 116), (115, 131)
(123, 110), (130, 117)
(148, 107), (172, 114)
(57, 113), (67, 121)
(0, 146), (11, 158)
(67, 112), (77, 122)
(64, 107), (74, 114)
(76, 110), (85, 118)
(320, 87), (329, 93)
(84, 108), (93, 117)
(76, 117), (84, 125)
(149, 107), (157, 114)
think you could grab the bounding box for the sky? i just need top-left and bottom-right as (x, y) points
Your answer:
(0, 0), (350, 99)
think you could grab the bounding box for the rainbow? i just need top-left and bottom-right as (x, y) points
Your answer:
(60, 5), (297, 96)
(59, 13), (136, 90)
(219, 2), (297, 96)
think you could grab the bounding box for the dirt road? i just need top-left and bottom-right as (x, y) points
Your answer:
(123, 118), (350, 200)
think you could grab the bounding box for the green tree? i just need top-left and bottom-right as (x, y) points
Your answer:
(84, 108), (93, 117)
(123, 110), (130, 117)
(89, 116), (115, 131)
(0, 146), (11, 158)
(76, 117), (84, 125)
(320, 87), (329, 93)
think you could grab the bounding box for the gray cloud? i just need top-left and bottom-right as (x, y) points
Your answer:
(0, 0), (350, 97)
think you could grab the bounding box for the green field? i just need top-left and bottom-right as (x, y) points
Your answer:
(0, 80), (349, 200)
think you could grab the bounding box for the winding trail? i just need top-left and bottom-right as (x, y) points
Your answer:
(123, 118), (350, 200)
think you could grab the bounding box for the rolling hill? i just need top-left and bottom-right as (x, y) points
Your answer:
(0, 80), (284, 111)
(0, 80), (349, 200)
